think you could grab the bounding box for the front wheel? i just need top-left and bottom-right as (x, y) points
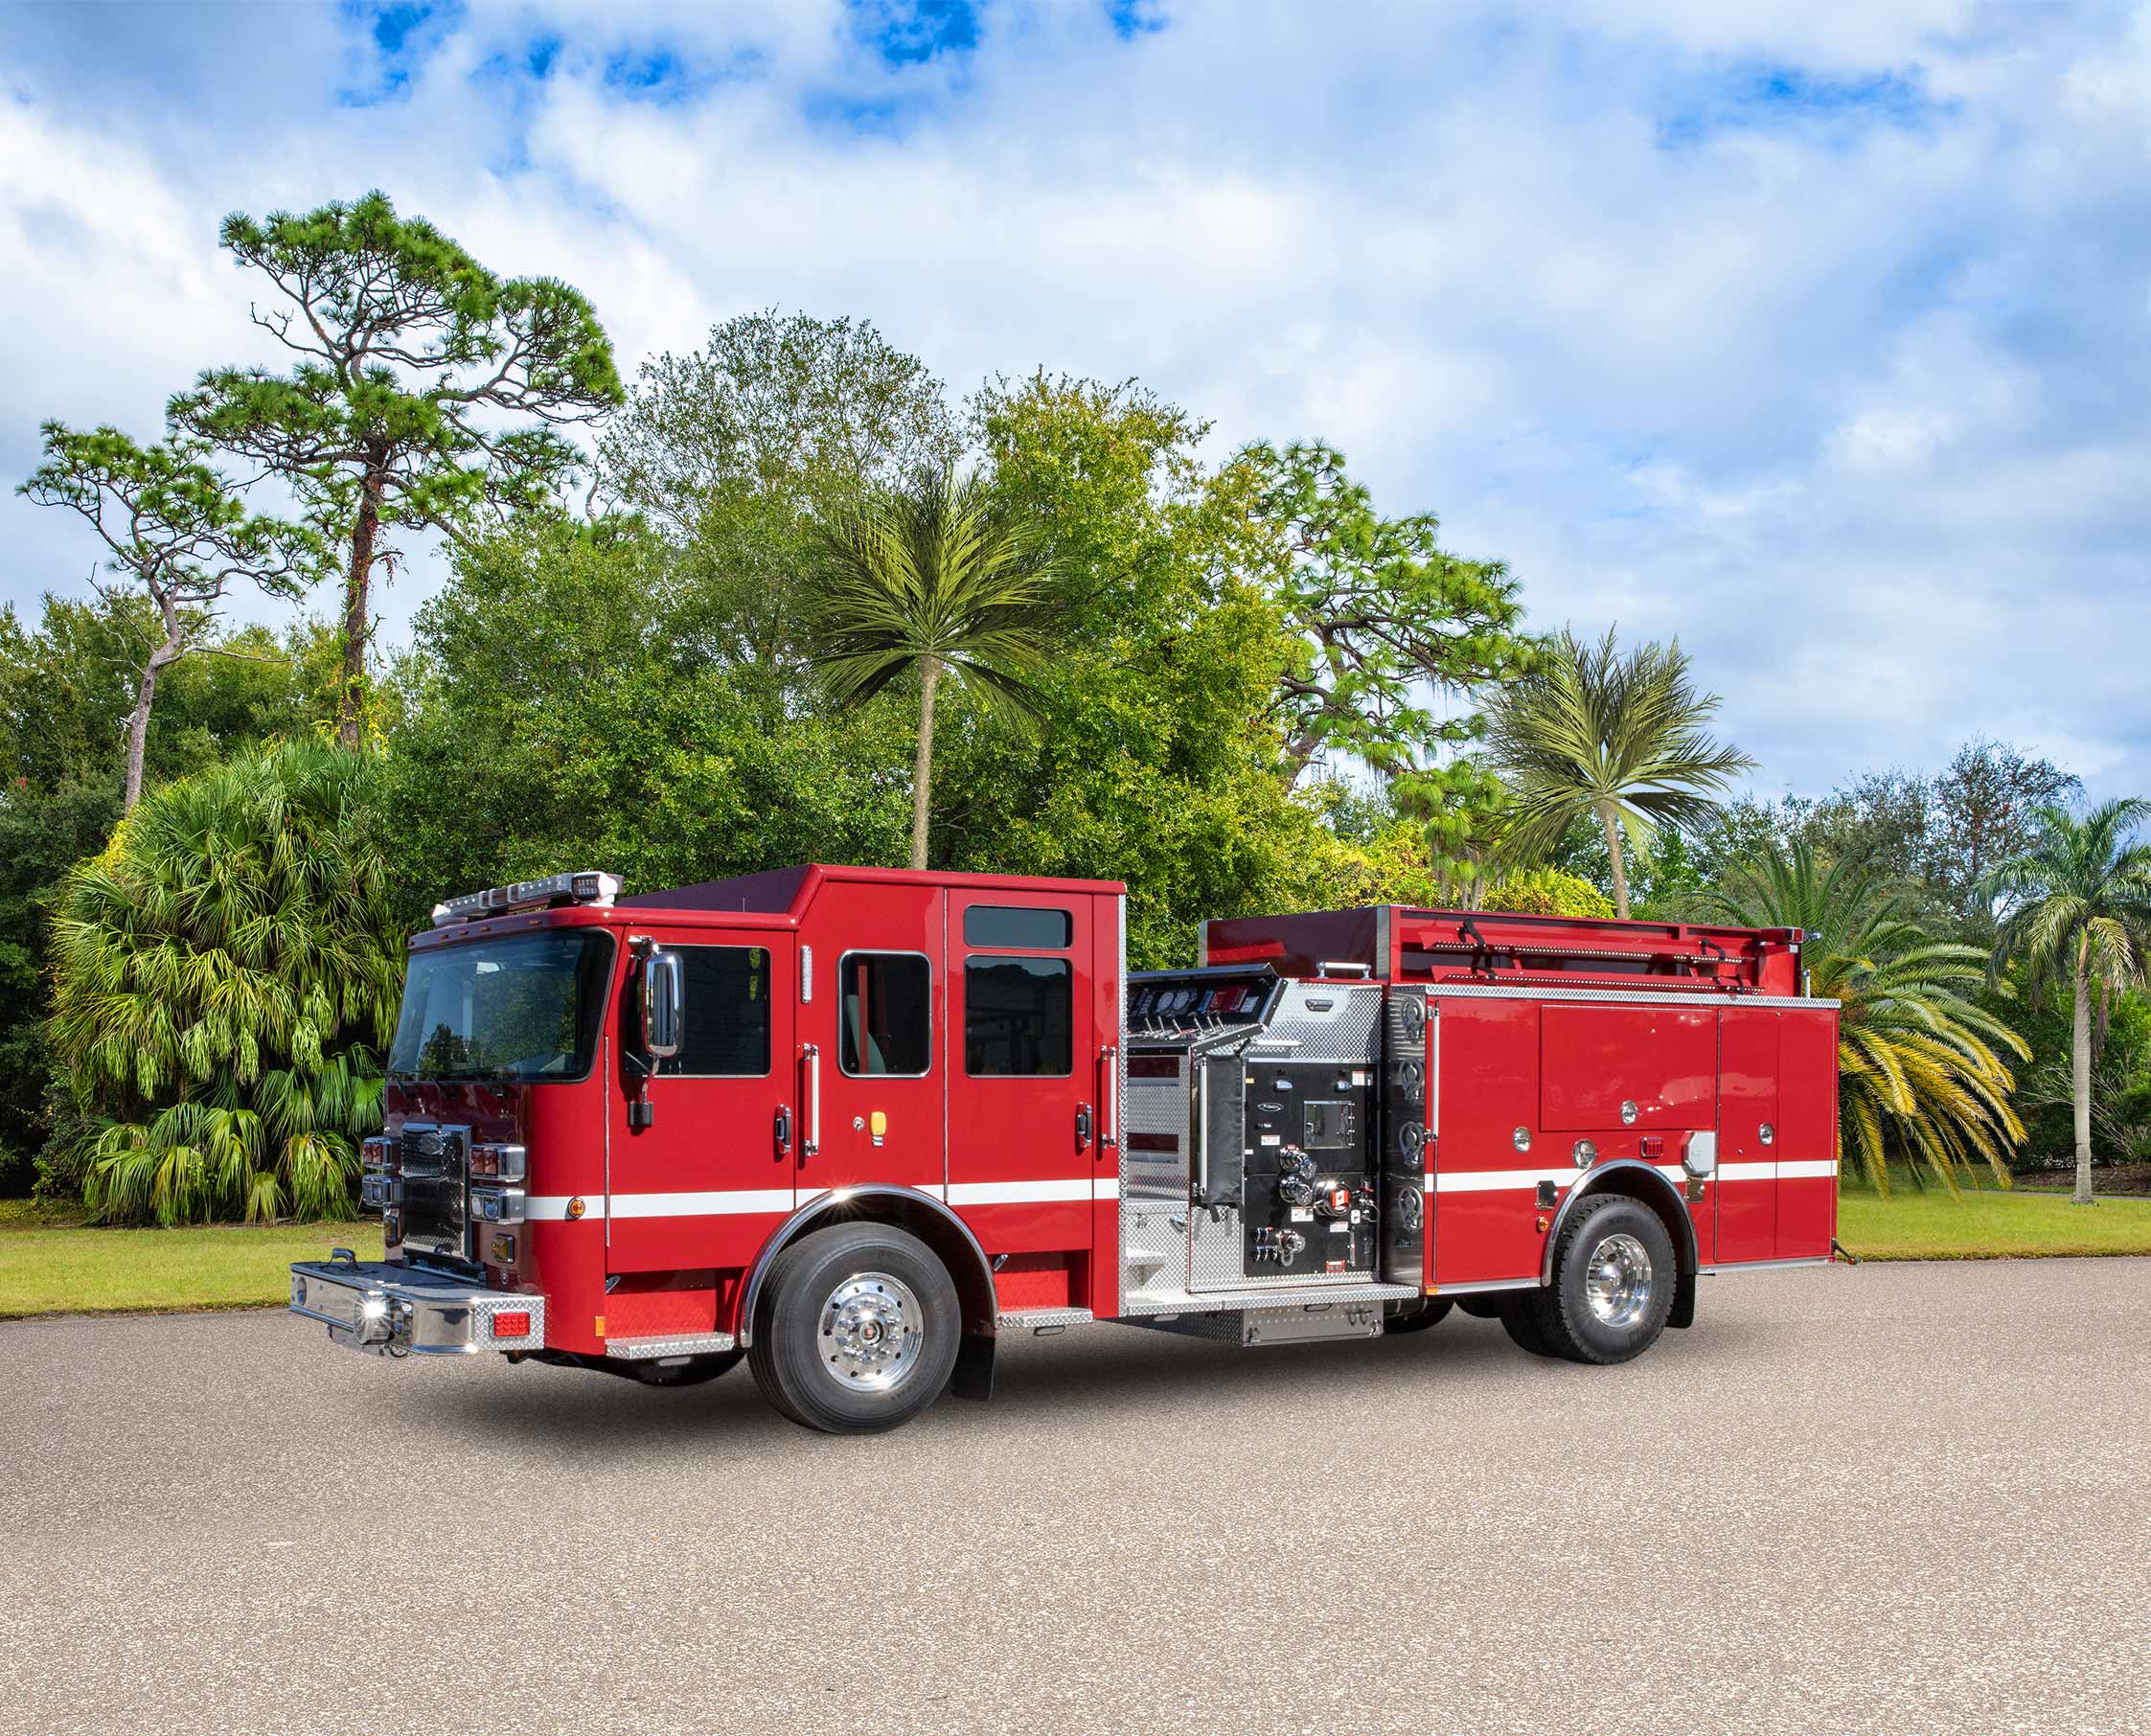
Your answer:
(748, 1222), (961, 1434)
(1527, 1195), (1677, 1364)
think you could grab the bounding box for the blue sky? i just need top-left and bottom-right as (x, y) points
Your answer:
(3, 0), (2148, 802)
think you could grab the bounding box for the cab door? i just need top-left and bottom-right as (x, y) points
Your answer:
(945, 891), (1098, 1258)
(795, 879), (946, 1202)
(608, 931), (795, 1281)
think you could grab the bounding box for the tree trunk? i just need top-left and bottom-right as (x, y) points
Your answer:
(2071, 948), (2094, 1206)
(1596, 798), (1632, 920)
(124, 591), (188, 813)
(123, 639), (183, 813)
(337, 468), (383, 750)
(908, 656), (940, 872)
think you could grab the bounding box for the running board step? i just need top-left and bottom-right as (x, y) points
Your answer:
(1117, 1279), (1419, 1318)
(604, 1331), (737, 1360)
(995, 1307), (1095, 1332)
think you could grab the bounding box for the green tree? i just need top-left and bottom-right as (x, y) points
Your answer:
(1983, 800), (2151, 1204)
(383, 516), (912, 919)
(170, 191), (623, 747)
(1225, 440), (1533, 891)
(47, 740), (403, 1223)
(597, 310), (957, 705)
(1701, 839), (2027, 1195)
(1485, 626), (1754, 918)
(805, 468), (1068, 870)
(17, 423), (316, 808)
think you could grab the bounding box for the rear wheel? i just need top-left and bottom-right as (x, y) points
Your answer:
(749, 1222), (960, 1434)
(1528, 1194), (1677, 1364)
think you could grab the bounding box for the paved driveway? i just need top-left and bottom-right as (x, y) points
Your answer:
(2, 1258), (2146, 1735)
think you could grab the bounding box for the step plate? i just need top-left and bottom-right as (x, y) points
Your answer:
(995, 1307), (1097, 1331)
(1115, 1279), (1418, 1318)
(603, 1332), (737, 1360)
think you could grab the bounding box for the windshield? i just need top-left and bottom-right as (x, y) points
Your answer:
(387, 930), (615, 1082)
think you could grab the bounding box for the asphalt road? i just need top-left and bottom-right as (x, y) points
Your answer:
(2, 1259), (2147, 1736)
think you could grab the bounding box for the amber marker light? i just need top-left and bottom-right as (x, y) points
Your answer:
(565, 1196), (586, 1221)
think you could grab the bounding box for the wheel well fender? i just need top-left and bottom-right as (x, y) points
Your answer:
(733, 1184), (999, 1350)
(1538, 1159), (1698, 1289)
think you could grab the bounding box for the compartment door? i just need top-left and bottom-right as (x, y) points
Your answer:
(1716, 1006), (1779, 1265)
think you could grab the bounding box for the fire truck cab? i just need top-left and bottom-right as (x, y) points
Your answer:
(289, 864), (1841, 1433)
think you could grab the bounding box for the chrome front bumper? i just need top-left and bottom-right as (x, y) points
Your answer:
(288, 1255), (546, 1357)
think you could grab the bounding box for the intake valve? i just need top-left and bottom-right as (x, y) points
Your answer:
(1253, 1225), (1309, 1265)
(1274, 1146), (1316, 1208)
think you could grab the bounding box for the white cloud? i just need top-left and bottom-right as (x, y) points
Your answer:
(2, 0), (2148, 805)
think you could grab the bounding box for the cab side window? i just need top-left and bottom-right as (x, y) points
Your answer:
(658, 946), (771, 1077)
(839, 951), (931, 1077)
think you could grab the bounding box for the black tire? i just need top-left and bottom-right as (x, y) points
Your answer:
(1498, 1295), (1560, 1358)
(637, 1350), (744, 1387)
(1528, 1194), (1677, 1365)
(1384, 1297), (1454, 1335)
(748, 1222), (960, 1434)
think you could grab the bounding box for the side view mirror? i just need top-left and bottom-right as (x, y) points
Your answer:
(640, 948), (685, 1060)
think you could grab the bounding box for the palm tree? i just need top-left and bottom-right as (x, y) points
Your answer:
(1699, 839), (2027, 1196)
(805, 468), (1065, 870)
(1484, 627), (1753, 918)
(1982, 800), (2151, 1205)
(48, 739), (403, 1223)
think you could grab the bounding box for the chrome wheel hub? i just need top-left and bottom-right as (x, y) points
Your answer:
(1583, 1233), (1653, 1328)
(817, 1271), (924, 1393)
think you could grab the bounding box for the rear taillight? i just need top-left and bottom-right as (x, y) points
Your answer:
(492, 1310), (531, 1338)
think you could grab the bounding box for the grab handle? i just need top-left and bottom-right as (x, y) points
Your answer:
(1099, 1043), (1118, 1151)
(801, 1042), (821, 1158)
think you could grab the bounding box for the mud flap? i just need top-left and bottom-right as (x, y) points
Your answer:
(950, 1332), (996, 1401)
(1669, 1268), (1696, 1330)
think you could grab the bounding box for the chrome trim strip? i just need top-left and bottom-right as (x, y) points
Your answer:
(1425, 984), (1842, 1010)
(1698, 1255), (1835, 1275)
(1430, 1275), (1542, 1297)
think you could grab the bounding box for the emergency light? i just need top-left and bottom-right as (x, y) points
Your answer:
(431, 870), (621, 926)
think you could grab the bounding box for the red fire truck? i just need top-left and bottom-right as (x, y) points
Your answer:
(289, 863), (1840, 1432)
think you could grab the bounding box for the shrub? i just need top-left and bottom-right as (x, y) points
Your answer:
(48, 741), (402, 1223)
(1479, 866), (1615, 920)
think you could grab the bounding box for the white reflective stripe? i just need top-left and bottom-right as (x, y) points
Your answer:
(1718, 1161), (1777, 1180)
(946, 1177), (1096, 1206)
(1093, 1176), (1120, 1200)
(521, 1190), (793, 1220)
(1777, 1159), (1839, 1179)
(1432, 1167), (1575, 1193)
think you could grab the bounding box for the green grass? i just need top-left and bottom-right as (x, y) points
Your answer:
(1837, 1173), (2151, 1262)
(0, 1203), (380, 1319)
(4, 1163), (2148, 1318)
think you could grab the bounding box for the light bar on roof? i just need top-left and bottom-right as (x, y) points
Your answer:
(432, 871), (622, 926)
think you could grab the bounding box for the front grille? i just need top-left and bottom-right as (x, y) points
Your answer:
(397, 1125), (470, 1260)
